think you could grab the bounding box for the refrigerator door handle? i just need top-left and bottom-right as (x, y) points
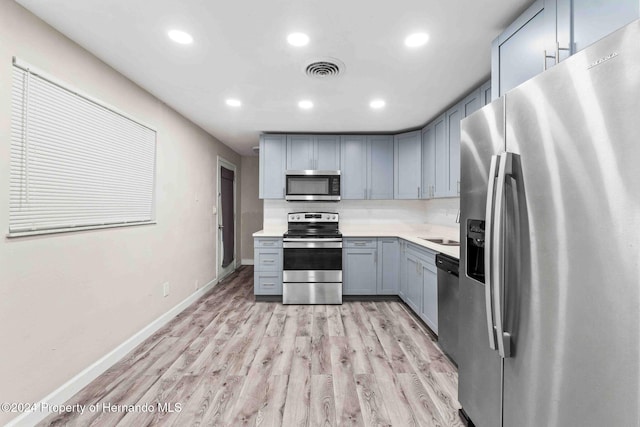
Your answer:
(484, 154), (499, 351)
(493, 152), (513, 358)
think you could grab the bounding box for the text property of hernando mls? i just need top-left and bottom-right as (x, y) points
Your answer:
(0, 401), (182, 415)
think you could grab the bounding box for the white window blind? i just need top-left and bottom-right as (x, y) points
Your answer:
(10, 59), (156, 236)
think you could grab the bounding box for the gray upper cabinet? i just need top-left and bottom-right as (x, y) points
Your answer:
(446, 102), (463, 197)
(432, 114), (449, 198)
(286, 135), (340, 171)
(492, 0), (548, 99)
(377, 238), (400, 294)
(394, 131), (422, 199)
(340, 135), (367, 199)
(259, 134), (286, 199)
(421, 124), (435, 199)
(286, 135), (314, 170)
(493, 0), (638, 99)
(341, 134), (394, 200)
(480, 80), (492, 106)
(570, 0), (639, 53)
(367, 135), (394, 199)
(314, 135), (341, 170)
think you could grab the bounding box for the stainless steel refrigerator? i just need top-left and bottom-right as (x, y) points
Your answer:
(459, 19), (640, 427)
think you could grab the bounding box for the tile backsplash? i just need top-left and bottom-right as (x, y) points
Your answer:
(264, 198), (460, 227)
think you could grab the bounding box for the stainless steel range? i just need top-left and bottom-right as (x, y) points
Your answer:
(282, 212), (342, 304)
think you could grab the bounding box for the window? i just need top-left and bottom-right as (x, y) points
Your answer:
(9, 59), (157, 236)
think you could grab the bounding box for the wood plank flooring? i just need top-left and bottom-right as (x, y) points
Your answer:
(39, 266), (463, 427)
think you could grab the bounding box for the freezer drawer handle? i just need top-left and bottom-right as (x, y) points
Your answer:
(484, 154), (499, 351)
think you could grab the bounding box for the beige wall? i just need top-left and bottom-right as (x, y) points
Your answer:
(0, 1), (241, 422)
(240, 155), (263, 262)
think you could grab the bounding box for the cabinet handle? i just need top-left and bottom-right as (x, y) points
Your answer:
(374, 251), (378, 265)
(354, 242), (366, 246)
(263, 242), (274, 246)
(457, 180), (460, 195)
(263, 259), (275, 263)
(543, 49), (556, 71)
(417, 186), (420, 198)
(364, 188), (367, 199)
(263, 282), (275, 287)
(556, 41), (571, 63)
(431, 185), (434, 197)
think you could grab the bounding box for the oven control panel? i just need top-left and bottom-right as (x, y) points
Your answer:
(288, 212), (339, 222)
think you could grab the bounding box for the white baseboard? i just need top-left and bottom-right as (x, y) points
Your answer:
(5, 277), (219, 427)
(241, 258), (254, 265)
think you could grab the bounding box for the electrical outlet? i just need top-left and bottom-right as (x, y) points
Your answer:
(194, 279), (199, 290)
(162, 282), (170, 297)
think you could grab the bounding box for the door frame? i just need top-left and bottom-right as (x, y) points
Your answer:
(217, 156), (237, 281)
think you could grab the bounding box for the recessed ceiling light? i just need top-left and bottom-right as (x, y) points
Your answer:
(370, 99), (386, 109)
(226, 98), (242, 107)
(298, 100), (313, 110)
(168, 29), (193, 45)
(287, 32), (310, 47)
(405, 32), (429, 48)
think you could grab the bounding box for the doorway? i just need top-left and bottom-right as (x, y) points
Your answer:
(217, 156), (237, 281)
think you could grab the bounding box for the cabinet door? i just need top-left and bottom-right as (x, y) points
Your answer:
(286, 135), (314, 170)
(394, 131), (422, 199)
(492, 0), (548, 98)
(480, 80), (492, 105)
(315, 135), (341, 170)
(571, 0), (639, 53)
(447, 102), (463, 197)
(404, 251), (422, 314)
(421, 124), (435, 199)
(367, 135), (394, 199)
(433, 115), (449, 198)
(343, 248), (377, 295)
(421, 261), (438, 334)
(259, 134), (286, 199)
(399, 241), (407, 301)
(377, 238), (399, 294)
(340, 135), (367, 199)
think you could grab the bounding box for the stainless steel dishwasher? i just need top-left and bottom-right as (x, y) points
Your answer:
(436, 253), (459, 365)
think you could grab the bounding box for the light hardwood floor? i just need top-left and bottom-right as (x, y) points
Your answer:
(40, 266), (463, 427)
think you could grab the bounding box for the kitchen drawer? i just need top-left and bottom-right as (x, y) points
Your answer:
(255, 237), (282, 248)
(344, 238), (377, 249)
(254, 271), (282, 295)
(254, 248), (282, 271)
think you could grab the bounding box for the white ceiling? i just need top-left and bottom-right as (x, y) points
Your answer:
(16, 0), (532, 155)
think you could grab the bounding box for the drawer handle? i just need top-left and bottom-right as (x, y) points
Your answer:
(262, 260), (275, 263)
(263, 242), (274, 246)
(263, 283), (275, 287)
(354, 242), (367, 246)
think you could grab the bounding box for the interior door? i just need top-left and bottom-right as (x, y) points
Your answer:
(502, 23), (640, 427)
(219, 164), (235, 273)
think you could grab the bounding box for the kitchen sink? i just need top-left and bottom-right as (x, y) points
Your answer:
(420, 238), (460, 246)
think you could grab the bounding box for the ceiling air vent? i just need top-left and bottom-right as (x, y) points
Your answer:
(304, 58), (345, 79)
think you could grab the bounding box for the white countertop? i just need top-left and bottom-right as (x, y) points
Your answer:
(254, 223), (460, 259)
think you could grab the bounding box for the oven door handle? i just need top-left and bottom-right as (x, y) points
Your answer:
(283, 238), (343, 242)
(283, 240), (343, 249)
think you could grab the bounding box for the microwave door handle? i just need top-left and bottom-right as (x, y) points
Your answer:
(484, 154), (499, 351)
(493, 152), (513, 358)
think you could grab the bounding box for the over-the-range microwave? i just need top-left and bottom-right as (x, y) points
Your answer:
(285, 170), (341, 202)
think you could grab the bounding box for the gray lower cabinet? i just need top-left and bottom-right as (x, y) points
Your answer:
(254, 237), (283, 295)
(259, 134), (286, 199)
(377, 238), (399, 294)
(343, 240), (377, 295)
(420, 255), (438, 334)
(394, 131), (422, 199)
(403, 243), (438, 334)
